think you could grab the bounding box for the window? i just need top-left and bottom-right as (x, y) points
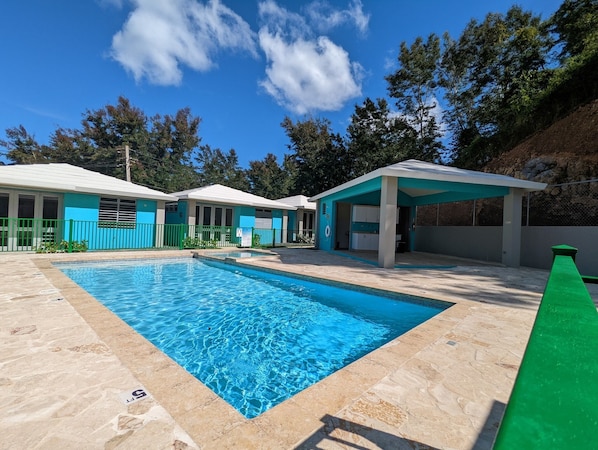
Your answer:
(255, 208), (272, 229)
(18, 195), (35, 219)
(99, 197), (136, 228)
(42, 196), (59, 231)
(0, 194), (8, 247)
(203, 206), (211, 226)
(0, 194), (8, 218)
(196, 205), (233, 227)
(166, 202), (178, 213)
(322, 203), (327, 215)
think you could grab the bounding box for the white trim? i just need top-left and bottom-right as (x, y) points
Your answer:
(171, 184), (295, 210)
(0, 164), (176, 201)
(309, 159), (547, 201)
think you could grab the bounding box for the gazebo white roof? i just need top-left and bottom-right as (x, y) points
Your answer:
(310, 159), (547, 201)
(0, 163), (177, 201)
(170, 184), (296, 210)
(275, 195), (316, 210)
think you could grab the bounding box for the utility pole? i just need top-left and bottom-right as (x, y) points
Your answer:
(125, 144), (131, 182)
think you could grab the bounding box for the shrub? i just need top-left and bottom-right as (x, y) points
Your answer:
(182, 237), (219, 249)
(35, 240), (88, 253)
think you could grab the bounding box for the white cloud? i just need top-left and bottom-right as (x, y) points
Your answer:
(345, 0), (369, 34)
(110, 0), (258, 85)
(304, 0), (369, 35)
(384, 52), (397, 71)
(258, 1), (363, 114)
(21, 105), (68, 122)
(258, 0), (309, 40)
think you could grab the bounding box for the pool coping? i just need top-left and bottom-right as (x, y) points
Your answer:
(193, 251), (456, 309)
(33, 252), (469, 448)
(15, 247), (571, 448)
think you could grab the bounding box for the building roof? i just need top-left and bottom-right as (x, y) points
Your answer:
(0, 163), (177, 201)
(310, 159), (547, 201)
(275, 195), (317, 210)
(170, 184), (296, 210)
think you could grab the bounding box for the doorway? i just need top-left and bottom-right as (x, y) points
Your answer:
(195, 204), (234, 242)
(397, 206), (411, 252)
(335, 202), (351, 249)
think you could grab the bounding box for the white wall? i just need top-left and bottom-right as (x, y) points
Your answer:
(415, 226), (503, 263)
(521, 227), (598, 275)
(415, 226), (598, 276)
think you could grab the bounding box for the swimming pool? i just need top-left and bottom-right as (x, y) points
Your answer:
(207, 249), (268, 259)
(57, 257), (450, 418)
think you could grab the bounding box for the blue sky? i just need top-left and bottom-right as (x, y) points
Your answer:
(1, 0), (563, 167)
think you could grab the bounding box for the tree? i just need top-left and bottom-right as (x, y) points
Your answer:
(195, 145), (248, 191)
(1, 126), (46, 163)
(1, 97), (203, 192)
(548, 0), (598, 62)
(386, 34), (443, 162)
(438, 7), (552, 167)
(489, 7), (552, 130)
(346, 97), (418, 177)
(531, 0), (598, 126)
(437, 31), (479, 161)
(246, 153), (291, 199)
(78, 96), (149, 179)
(281, 117), (350, 197)
(144, 108), (201, 192)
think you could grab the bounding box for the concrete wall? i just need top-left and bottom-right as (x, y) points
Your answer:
(415, 226), (598, 276)
(415, 226), (503, 263)
(521, 227), (598, 275)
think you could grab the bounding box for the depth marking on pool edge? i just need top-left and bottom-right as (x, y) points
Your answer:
(119, 386), (151, 405)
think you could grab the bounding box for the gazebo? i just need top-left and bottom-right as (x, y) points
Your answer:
(309, 159), (547, 268)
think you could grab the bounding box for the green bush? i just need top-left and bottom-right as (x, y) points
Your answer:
(182, 237), (219, 249)
(35, 240), (88, 253)
(70, 240), (88, 252)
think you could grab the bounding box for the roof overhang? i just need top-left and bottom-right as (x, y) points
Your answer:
(0, 164), (177, 201)
(310, 159), (547, 205)
(275, 195), (317, 210)
(171, 184), (296, 210)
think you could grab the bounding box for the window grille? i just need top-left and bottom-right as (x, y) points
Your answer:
(255, 208), (272, 229)
(99, 198), (136, 228)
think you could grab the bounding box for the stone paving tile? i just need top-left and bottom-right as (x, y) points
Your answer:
(2, 248), (596, 449)
(0, 253), (198, 450)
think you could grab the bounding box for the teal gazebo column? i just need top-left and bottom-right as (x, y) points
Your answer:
(502, 188), (523, 267)
(378, 176), (398, 269)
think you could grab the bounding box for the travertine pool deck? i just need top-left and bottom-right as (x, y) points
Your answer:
(2, 248), (595, 449)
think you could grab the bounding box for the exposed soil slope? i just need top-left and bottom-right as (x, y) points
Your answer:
(485, 99), (598, 225)
(486, 99), (598, 184)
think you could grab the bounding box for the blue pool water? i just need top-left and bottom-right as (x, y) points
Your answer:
(208, 250), (267, 258)
(57, 257), (450, 418)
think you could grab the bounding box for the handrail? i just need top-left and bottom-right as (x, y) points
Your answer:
(493, 245), (598, 449)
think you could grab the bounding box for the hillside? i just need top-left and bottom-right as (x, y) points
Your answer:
(485, 99), (598, 184)
(485, 99), (598, 226)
